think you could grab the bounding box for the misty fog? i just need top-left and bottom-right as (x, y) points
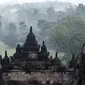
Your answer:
(0, 0), (85, 61)
(0, 1), (72, 56)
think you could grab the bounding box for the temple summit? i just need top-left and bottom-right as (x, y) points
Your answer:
(0, 26), (64, 71)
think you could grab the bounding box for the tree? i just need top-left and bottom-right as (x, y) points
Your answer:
(19, 21), (26, 30)
(0, 15), (4, 41)
(0, 15), (2, 28)
(66, 4), (85, 21)
(32, 8), (39, 15)
(18, 21), (27, 43)
(6, 23), (17, 36)
(4, 23), (18, 48)
(75, 4), (85, 20)
(37, 19), (56, 41)
(47, 7), (55, 16)
(52, 16), (85, 54)
(46, 7), (56, 21)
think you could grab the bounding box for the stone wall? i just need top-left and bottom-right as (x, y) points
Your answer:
(3, 71), (70, 84)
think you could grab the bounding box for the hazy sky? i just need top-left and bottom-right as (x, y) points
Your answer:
(0, 0), (85, 5)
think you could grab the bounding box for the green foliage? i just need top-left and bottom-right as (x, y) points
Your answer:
(47, 7), (55, 16)
(66, 4), (85, 21)
(4, 23), (18, 48)
(19, 22), (26, 29)
(52, 16), (85, 54)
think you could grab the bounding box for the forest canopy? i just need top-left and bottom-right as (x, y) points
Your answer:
(52, 16), (85, 54)
(0, 2), (85, 57)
